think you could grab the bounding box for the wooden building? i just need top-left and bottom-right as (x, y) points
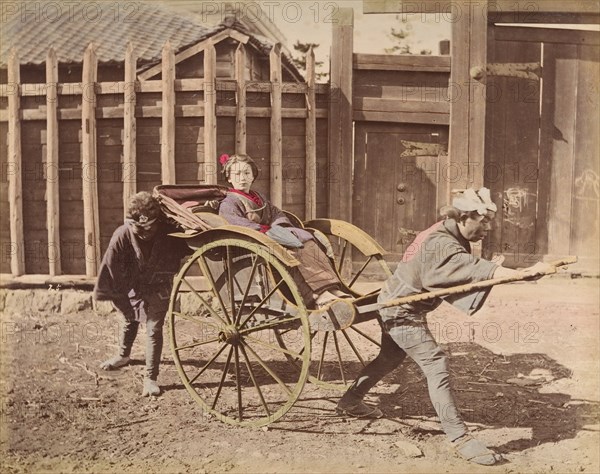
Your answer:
(347, 1), (599, 269)
(1, 0), (598, 283)
(0, 1), (328, 280)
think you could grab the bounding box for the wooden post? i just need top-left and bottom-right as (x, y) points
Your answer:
(448, 1), (488, 194)
(7, 49), (25, 276)
(123, 42), (137, 214)
(269, 43), (283, 208)
(161, 41), (176, 184)
(46, 47), (61, 276)
(235, 43), (247, 155)
(305, 46), (317, 220)
(81, 43), (101, 277)
(204, 40), (217, 184)
(328, 8), (354, 222)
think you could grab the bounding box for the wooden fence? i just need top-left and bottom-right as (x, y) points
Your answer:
(0, 40), (330, 278)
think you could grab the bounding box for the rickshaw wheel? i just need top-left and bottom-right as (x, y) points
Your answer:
(168, 238), (311, 427)
(291, 220), (393, 390)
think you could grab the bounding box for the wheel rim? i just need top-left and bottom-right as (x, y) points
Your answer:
(168, 238), (311, 427)
(325, 233), (392, 294)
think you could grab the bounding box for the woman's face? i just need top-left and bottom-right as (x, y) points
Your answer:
(228, 162), (255, 193)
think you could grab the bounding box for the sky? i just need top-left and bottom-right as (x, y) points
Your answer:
(158, 1), (598, 77)
(261, 1), (451, 74)
(159, 0), (451, 76)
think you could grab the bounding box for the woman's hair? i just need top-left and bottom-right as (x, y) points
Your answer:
(126, 191), (161, 221)
(221, 154), (259, 180)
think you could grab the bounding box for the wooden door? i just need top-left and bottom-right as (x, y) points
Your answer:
(485, 26), (599, 268)
(353, 122), (447, 261)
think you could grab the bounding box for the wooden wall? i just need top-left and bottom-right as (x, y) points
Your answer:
(485, 26), (600, 267)
(0, 38), (327, 277)
(351, 52), (451, 260)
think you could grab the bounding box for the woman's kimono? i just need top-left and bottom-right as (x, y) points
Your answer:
(219, 189), (341, 306)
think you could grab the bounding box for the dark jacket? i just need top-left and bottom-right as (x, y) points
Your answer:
(93, 221), (190, 319)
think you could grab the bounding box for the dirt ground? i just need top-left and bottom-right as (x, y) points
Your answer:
(1, 276), (599, 474)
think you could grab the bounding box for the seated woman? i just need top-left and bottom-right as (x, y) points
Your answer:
(218, 153), (349, 308)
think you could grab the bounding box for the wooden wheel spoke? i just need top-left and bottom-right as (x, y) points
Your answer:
(340, 329), (366, 366)
(197, 254), (233, 324)
(239, 316), (301, 335)
(234, 346), (243, 421)
(172, 311), (220, 331)
(350, 325), (381, 347)
(241, 341), (292, 396)
(189, 343), (229, 384)
(238, 343), (270, 417)
(226, 246), (237, 326)
(174, 337), (221, 352)
(180, 278), (228, 326)
(211, 346), (234, 410)
(234, 255), (260, 325)
(245, 334), (303, 359)
(348, 255), (373, 288)
(238, 279), (284, 330)
(316, 331), (329, 380)
(337, 239), (348, 274)
(332, 332), (346, 386)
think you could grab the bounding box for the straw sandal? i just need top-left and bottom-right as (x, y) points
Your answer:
(100, 355), (130, 371)
(453, 434), (503, 465)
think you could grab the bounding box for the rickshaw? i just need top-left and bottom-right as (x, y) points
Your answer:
(154, 184), (573, 428)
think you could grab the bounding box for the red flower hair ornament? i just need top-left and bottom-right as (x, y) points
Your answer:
(219, 154), (230, 166)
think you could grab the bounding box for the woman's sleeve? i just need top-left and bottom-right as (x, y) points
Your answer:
(262, 195), (292, 227)
(218, 196), (263, 231)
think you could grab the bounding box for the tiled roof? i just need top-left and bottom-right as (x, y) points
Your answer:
(0, 1), (213, 66)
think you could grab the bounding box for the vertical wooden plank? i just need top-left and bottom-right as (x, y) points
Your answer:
(204, 40), (217, 184)
(269, 44), (283, 208)
(123, 42), (137, 214)
(46, 47), (61, 276)
(544, 44), (578, 257)
(485, 34), (542, 266)
(484, 25), (507, 258)
(328, 7), (353, 221)
(448, 1), (470, 199)
(305, 46), (317, 220)
(449, 1), (488, 193)
(81, 43), (101, 277)
(7, 49), (25, 276)
(467, 2), (488, 189)
(501, 42), (541, 267)
(447, 2), (489, 260)
(570, 44), (600, 259)
(235, 43), (247, 155)
(161, 41), (176, 184)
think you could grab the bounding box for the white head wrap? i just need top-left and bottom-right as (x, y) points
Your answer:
(452, 187), (497, 215)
